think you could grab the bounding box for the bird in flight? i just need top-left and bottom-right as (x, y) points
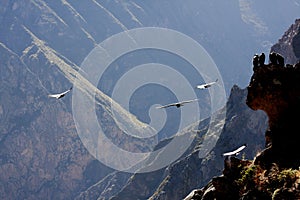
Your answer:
(156, 98), (199, 109)
(195, 79), (218, 89)
(48, 87), (73, 99)
(222, 144), (247, 157)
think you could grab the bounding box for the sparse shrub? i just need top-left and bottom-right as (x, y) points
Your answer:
(266, 164), (298, 191)
(277, 168), (297, 187)
(236, 162), (300, 199)
(236, 164), (262, 193)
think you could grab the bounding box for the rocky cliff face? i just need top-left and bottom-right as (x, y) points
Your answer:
(248, 64), (300, 169)
(247, 19), (300, 170)
(184, 19), (300, 200)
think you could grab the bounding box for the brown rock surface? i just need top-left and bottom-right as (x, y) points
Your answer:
(247, 63), (300, 169)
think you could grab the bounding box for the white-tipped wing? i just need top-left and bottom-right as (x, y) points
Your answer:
(196, 79), (218, 89)
(179, 98), (199, 105)
(48, 87), (72, 99)
(156, 98), (199, 109)
(48, 94), (62, 99)
(222, 144), (247, 156)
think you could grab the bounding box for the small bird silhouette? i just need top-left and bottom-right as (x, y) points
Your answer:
(156, 98), (199, 109)
(222, 144), (247, 157)
(48, 87), (72, 99)
(195, 79), (218, 89)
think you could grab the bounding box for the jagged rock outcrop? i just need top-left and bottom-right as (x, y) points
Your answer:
(247, 64), (300, 169)
(248, 19), (300, 170)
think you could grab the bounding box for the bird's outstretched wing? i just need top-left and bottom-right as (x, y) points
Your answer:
(196, 79), (218, 89)
(179, 98), (199, 105)
(156, 98), (199, 109)
(48, 94), (61, 99)
(48, 87), (73, 99)
(156, 103), (176, 109)
(222, 144), (247, 157)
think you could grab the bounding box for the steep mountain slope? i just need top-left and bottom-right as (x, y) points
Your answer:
(0, 40), (104, 199)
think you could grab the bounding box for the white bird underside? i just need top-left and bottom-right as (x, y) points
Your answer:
(222, 144), (247, 156)
(196, 79), (218, 89)
(48, 87), (72, 99)
(156, 98), (199, 109)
